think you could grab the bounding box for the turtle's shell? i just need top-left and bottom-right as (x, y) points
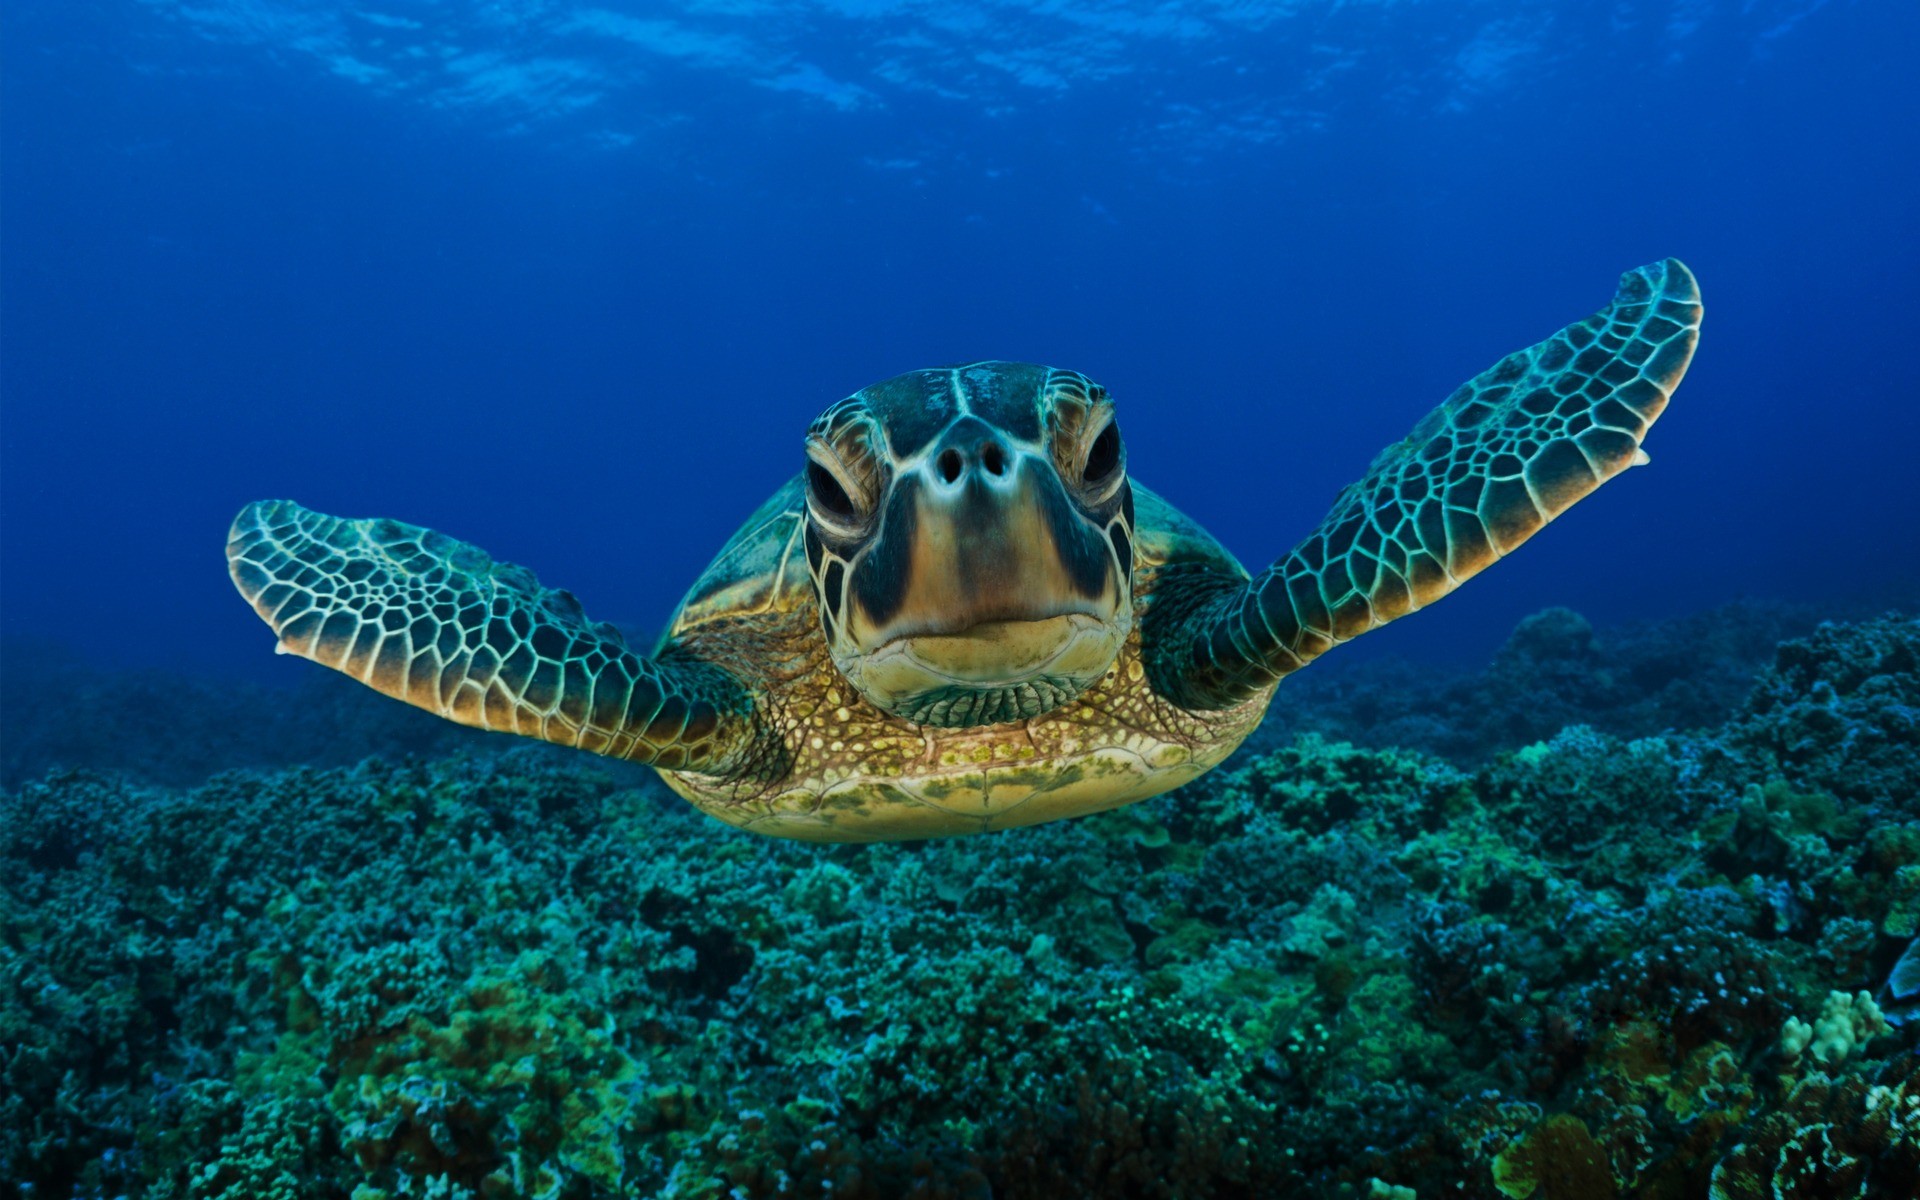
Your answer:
(658, 477), (812, 643)
(650, 476), (1273, 842)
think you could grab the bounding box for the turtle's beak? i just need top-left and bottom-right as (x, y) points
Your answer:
(835, 421), (1130, 722)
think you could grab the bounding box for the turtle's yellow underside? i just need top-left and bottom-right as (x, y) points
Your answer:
(657, 622), (1268, 842)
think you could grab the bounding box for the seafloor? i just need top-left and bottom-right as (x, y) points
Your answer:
(3, 602), (1916, 1199)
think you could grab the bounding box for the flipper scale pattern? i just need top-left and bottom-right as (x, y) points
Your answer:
(227, 499), (754, 772)
(1151, 258), (1702, 708)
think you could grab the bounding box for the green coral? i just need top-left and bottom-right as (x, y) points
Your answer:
(3, 611), (1918, 1197)
(328, 951), (644, 1193)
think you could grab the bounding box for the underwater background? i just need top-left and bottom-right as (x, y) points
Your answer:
(3, 1), (1918, 1197)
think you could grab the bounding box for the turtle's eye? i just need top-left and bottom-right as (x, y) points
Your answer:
(807, 459), (859, 521)
(1083, 421), (1122, 485)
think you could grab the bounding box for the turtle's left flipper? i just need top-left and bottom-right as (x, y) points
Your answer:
(1146, 258), (1702, 710)
(227, 500), (761, 773)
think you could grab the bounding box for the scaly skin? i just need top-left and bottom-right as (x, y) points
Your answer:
(226, 501), (758, 775)
(1145, 258), (1703, 708)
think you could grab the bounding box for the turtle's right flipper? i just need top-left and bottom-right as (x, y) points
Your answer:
(1146, 258), (1702, 709)
(227, 500), (758, 773)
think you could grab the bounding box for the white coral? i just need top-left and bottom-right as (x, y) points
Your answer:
(1780, 990), (1890, 1067)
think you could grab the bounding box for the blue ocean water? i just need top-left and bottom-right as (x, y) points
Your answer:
(6, 4), (1920, 1198)
(4, 0), (1915, 682)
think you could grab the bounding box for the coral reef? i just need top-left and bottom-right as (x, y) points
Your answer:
(3, 609), (1916, 1197)
(1256, 599), (1837, 764)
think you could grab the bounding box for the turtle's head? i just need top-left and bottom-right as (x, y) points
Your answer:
(801, 362), (1135, 727)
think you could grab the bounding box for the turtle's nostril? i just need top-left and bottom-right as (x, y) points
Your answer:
(981, 442), (1007, 476)
(937, 448), (963, 483)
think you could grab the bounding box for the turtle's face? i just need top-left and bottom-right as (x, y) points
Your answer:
(801, 362), (1135, 727)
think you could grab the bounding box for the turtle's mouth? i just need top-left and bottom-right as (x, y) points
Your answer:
(845, 612), (1127, 728)
(884, 613), (1115, 684)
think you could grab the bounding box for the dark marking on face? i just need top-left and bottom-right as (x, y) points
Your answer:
(1032, 469), (1114, 602)
(822, 559), (846, 623)
(850, 474), (921, 628)
(804, 525), (825, 575)
(1108, 521), (1133, 581)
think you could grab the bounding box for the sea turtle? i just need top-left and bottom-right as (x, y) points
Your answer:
(228, 259), (1701, 842)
